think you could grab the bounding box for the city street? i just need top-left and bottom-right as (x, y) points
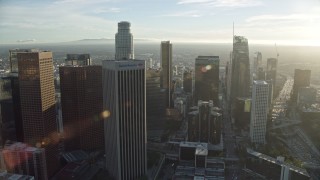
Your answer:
(222, 93), (240, 180)
(271, 75), (320, 171)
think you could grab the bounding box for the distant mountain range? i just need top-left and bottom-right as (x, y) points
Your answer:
(66, 38), (158, 44)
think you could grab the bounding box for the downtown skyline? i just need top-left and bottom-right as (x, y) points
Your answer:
(0, 0), (320, 45)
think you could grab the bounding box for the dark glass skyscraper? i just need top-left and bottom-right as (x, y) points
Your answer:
(188, 100), (221, 144)
(292, 69), (311, 101)
(59, 65), (104, 151)
(0, 74), (22, 145)
(230, 36), (250, 109)
(161, 41), (173, 108)
(183, 70), (193, 94)
(194, 56), (220, 105)
(146, 69), (166, 117)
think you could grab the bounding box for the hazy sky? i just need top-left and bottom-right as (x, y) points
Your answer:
(1, 0), (320, 45)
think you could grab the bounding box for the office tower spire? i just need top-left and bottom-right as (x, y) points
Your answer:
(161, 41), (173, 108)
(115, 21), (134, 60)
(103, 60), (147, 180)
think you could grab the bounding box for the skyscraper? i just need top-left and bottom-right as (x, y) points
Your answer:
(230, 36), (250, 104)
(256, 67), (266, 80)
(103, 60), (147, 180)
(0, 141), (48, 180)
(65, 54), (91, 66)
(250, 81), (269, 144)
(233, 97), (251, 130)
(225, 60), (232, 106)
(266, 58), (278, 92)
(188, 100), (221, 144)
(9, 49), (38, 73)
(146, 69), (166, 118)
(194, 56), (220, 105)
(115, 21), (134, 60)
(17, 51), (59, 177)
(183, 70), (192, 94)
(0, 74), (23, 145)
(59, 65), (104, 151)
(161, 41), (173, 108)
(292, 69), (311, 102)
(253, 52), (262, 74)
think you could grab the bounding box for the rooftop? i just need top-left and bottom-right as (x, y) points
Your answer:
(196, 56), (220, 63)
(180, 142), (208, 149)
(253, 80), (268, 85)
(247, 148), (309, 177)
(52, 162), (101, 180)
(2, 141), (43, 153)
(233, 36), (248, 43)
(0, 171), (34, 180)
(195, 146), (208, 156)
(62, 150), (89, 163)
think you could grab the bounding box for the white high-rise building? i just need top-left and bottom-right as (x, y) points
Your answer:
(102, 60), (146, 180)
(250, 80), (269, 144)
(115, 21), (134, 60)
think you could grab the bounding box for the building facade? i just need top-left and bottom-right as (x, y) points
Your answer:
(160, 41), (173, 108)
(102, 60), (147, 180)
(230, 36), (250, 109)
(292, 69), (311, 101)
(0, 74), (23, 145)
(65, 54), (91, 66)
(233, 97), (251, 130)
(250, 81), (269, 144)
(246, 148), (310, 180)
(9, 49), (38, 73)
(194, 56), (220, 105)
(146, 69), (166, 117)
(59, 65), (104, 151)
(266, 58), (278, 95)
(115, 21), (134, 60)
(297, 86), (317, 105)
(0, 141), (47, 180)
(188, 100), (221, 144)
(17, 51), (59, 177)
(253, 52), (262, 74)
(183, 70), (192, 94)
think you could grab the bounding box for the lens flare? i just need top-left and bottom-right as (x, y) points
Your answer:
(205, 65), (212, 70)
(201, 67), (207, 73)
(102, 110), (111, 118)
(36, 142), (42, 148)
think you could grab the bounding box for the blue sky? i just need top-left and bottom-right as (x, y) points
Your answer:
(0, 0), (320, 45)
